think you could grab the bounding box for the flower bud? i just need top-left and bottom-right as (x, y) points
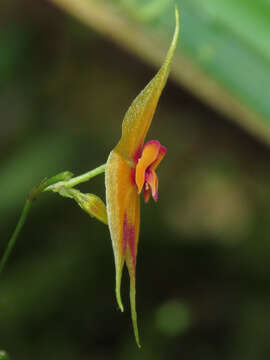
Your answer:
(74, 191), (108, 225)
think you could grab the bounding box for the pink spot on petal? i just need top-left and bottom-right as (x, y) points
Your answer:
(132, 144), (143, 164)
(159, 145), (167, 156)
(123, 214), (136, 272)
(123, 214), (128, 255)
(130, 168), (136, 186)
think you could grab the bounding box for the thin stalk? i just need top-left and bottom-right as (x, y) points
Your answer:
(0, 171), (73, 275)
(0, 166), (105, 275)
(0, 200), (32, 275)
(45, 163), (106, 190)
(61, 163), (106, 188)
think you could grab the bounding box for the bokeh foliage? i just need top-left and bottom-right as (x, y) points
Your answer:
(1, 1), (270, 359)
(50, 0), (270, 143)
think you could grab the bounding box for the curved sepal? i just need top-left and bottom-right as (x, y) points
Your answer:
(105, 150), (140, 312)
(105, 8), (180, 347)
(116, 7), (180, 163)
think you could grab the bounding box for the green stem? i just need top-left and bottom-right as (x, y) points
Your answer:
(0, 165), (105, 276)
(0, 171), (73, 276)
(0, 200), (32, 275)
(65, 163), (106, 187)
(45, 163), (106, 191)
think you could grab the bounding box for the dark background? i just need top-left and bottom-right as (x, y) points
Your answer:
(1, 1), (270, 359)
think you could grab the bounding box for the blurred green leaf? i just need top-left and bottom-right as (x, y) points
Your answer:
(50, 0), (270, 143)
(0, 351), (9, 360)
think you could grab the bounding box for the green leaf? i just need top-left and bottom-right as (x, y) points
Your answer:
(49, 0), (270, 144)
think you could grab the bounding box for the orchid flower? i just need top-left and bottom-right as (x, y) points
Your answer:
(0, 7), (180, 350)
(105, 8), (180, 347)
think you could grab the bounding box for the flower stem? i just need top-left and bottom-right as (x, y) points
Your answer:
(45, 163), (106, 191)
(0, 171), (73, 276)
(0, 200), (32, 275)
(63, 163), (106, 187)
(0, 164), (106, 276)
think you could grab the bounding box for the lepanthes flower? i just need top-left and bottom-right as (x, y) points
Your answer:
(135, 140), (167, 203)
(105, 8), (180, 347)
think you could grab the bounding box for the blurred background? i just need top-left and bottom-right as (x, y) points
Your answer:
(1, 0), (270, 359)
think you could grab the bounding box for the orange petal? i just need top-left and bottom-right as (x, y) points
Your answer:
(152, 145), (167, 171)
(126, 259), (141, 347)
(115, 8), (180, 163)
(124, 196), (141, 347)
(135, 140), (160, 194)
(105, 8), (180, 347)
(105, 150), (140, 313)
